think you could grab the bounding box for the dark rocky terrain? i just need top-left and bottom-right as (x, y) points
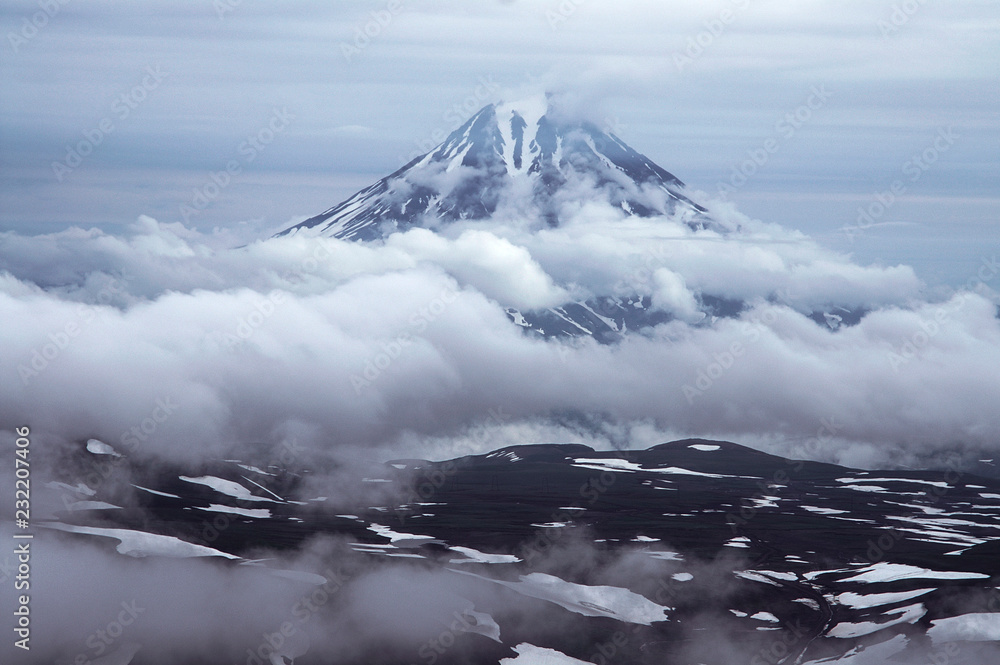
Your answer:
(43, 437), (1000, 664)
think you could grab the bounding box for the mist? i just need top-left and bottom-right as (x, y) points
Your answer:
(2, 194), (998, 473)
(2, 176), (999, 664)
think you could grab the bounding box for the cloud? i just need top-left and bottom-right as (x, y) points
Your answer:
(650, 268), (703, 322)
(2, 3), (999, 662)
(330, 124), (373, 137)
(2, 0), (996, 278)
(387, 228), (571, 309)
(2, 200), (998, 665)
(0, 196), (997, 475)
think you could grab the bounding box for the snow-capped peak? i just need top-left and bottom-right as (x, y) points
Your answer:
(495, 95), (548, 176)
(276, 94), (715, 241)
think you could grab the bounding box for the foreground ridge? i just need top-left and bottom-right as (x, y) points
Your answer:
(41, 437), (1000, 664)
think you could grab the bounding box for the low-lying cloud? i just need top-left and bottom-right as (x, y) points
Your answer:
(2, 195), (997, 474)
(2, 189), (999, 663)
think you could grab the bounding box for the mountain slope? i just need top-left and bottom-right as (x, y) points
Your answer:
(42, 437), (1000, 665)
(277, 96), (716, 241)
(270, 97), (888, 343)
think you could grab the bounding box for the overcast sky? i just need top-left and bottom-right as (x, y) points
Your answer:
(1, 0), (997, 286)
(3, 7), (1000, 661)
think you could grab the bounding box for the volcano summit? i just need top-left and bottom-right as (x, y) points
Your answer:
(278, 96), (724, 241)
(275, 97), (752, 340)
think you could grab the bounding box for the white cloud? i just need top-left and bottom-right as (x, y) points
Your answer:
(0, 203), (997, 471)
(387, 228), (570, 309)
(651, 268), (703, 323)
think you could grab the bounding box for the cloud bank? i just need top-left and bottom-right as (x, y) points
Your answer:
(2, 186), (999, 664)
(1, 196), (997, 474)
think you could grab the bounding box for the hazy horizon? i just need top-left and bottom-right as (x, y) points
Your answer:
(1, 0), (998, 287)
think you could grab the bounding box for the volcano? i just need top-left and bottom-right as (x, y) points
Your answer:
(274, 97), (751, 341)
(277, 96), (721, 241)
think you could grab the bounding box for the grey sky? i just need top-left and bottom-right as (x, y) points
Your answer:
(4, 7), (1000, 661)
(1, 0), (997, 286)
